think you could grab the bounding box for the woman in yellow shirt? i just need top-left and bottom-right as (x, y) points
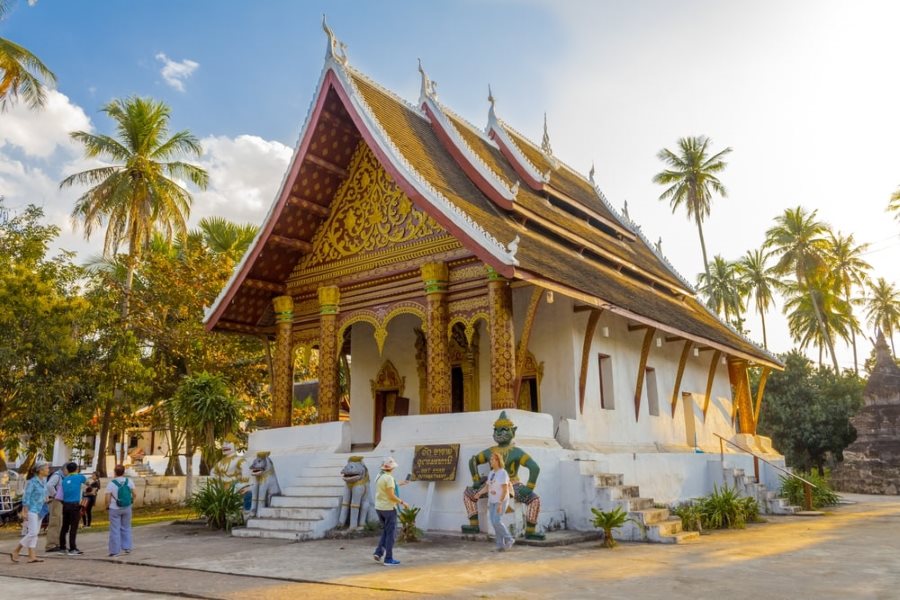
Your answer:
(373, 457), (407, 566)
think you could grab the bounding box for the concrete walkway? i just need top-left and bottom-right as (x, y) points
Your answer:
(0, 493), (897, 599)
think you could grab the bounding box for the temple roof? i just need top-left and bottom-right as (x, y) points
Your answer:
(204, 21), (780, 369)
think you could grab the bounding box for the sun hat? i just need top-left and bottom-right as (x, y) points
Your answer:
(381, 457), (399, 471)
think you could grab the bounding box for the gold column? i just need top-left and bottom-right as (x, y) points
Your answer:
(487, 266), (516, 409)
(421, 262), (451, 413)
(317, 286), (341, 423)
(727, 357), (756, 434)
(271, 295), (294, 428)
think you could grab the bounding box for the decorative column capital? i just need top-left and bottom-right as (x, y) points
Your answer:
(272, 295), (294, 324)
(485, 265), (505, 282)
(421, 262), (449, 294)
(317, 286), (341, 315)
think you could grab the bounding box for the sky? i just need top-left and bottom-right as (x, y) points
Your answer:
(1, 0), (898, 371)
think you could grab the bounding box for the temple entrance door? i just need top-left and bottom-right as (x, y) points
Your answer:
(451, 366), (464, 413)
(519, 377), (539, 412)
(374, 391), (409, 446)
(682, 392), (697, 448)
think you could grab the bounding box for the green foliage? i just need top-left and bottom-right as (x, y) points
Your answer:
(397, 505), (422, 543)
(756, 351), (864, 472)
(780, 471), (840, 509)
(671, 502), (704, 532)
(172, 372), (244, 470)
(0, 0), (57, 110)
(696, 485), (757, 529)
(188, 478), (244, 531)
(590, 506), (633, 548)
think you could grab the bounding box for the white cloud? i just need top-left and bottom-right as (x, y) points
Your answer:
(0, 90), (91, 158)
(155, 53), (199, 92)
(190, 134), (293, 225)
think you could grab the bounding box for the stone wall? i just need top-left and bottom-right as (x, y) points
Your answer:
(92, 476), (206, 510)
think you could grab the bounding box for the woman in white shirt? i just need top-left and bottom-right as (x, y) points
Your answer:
(487, 451), (514, 551)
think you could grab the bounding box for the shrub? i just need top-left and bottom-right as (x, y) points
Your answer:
(590, 506), (634, 548)
(780, 471), (840, 509)
(188, 478), (244, 531)
(698, 485), (751, 529)
(671, 502), (703, 532)
(397, 505), (422, 543)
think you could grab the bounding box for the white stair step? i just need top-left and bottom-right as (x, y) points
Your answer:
(256, 506), (328, 520)
(656, 530), (700, 544)
(232, 527), (314, 541)
(270, 495), (341, 509)
(629, 507), (670, 525)
(283, 485), (345, 497)
(293, 476), (345, 487)
(245, 518), (316, 532)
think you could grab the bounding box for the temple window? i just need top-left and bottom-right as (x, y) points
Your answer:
(598, 353), (614, 409)
(645, 367), (660, 416)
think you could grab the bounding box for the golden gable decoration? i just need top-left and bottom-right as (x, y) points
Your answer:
(301, 142), (445, 268)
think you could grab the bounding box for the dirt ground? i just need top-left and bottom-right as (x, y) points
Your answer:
(0, 493), (897, 599)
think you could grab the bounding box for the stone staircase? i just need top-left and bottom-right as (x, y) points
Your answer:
(720, 464), (799, 515)
(232, 453), (379, 541)
(591, 470), (699, 544)
(128, 463), (157, 477)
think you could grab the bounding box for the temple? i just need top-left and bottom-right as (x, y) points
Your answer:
(205, 21), (787, 541)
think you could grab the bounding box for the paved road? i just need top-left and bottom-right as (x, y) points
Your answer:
(1, 493), (897, 599)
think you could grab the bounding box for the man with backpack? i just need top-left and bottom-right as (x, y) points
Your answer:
(105, 464), (134, 557)
(43, 467), (65, 552)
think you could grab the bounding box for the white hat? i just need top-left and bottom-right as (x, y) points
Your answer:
(381, 457), (399, 471)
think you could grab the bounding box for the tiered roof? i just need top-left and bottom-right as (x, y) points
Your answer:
(205, 21), (780, 369)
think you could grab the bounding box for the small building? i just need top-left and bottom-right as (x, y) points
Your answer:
(204, 23), (786, 540)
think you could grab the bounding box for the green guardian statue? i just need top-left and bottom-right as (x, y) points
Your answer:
(462, 411), (544, 539)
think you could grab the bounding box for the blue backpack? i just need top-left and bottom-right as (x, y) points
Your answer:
(112, 478), (133, 508)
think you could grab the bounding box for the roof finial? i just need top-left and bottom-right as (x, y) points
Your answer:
(322, 15), (348, 65)
(488, 85), (495, 109)
(589, 162), (595, 184)
(622, 200), (630, 220)
(541, 112), (553, 155)
(655, 237), (663, 254)
(417, 58), (436, 103)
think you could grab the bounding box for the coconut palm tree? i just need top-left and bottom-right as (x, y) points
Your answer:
(698, 255), (745, 330)
(890, 188), (900, 221)
(865, 278), (900, 356)
(0, 0), (56, 110)
(196, 216), (258, 266)
(736, 249), (780, 349)
(765, 207), (840, 372)
(826, 232), (871, 374)
(653, 136), (732, 280)
(60, 96), (208, 476)
(782, 280), (854, 368)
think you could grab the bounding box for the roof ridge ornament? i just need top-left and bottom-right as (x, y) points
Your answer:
(322, 15), (349, 66)
(418, 58), (437, 105)
(589, 162), (595, 185)
(541, 112), (553, 155)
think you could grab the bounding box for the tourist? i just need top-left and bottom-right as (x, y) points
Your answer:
(373, 456), (407, 566)
(487, 451), (514, 551)
(81, 472), (101, 528)
(43, 465), (64, 552)
(106, 464), (134, 557)
(9, 462), (49, 563)
(58, 462), (87, 555)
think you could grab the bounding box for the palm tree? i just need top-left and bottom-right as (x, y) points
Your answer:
(890, 187), (900, 220)
(60, 96), (208, 476)
(865, 278), (900, 356)
(826, 232), (871, 374)
(736, 249), (780, 349)
(765, 207), (840, 372)
(698, 255), (745, 330)
(782, 280), (854, 368)
(0, 0), (56, 110)
(653, 136), (732, 280)
(196, 216), (258, 266)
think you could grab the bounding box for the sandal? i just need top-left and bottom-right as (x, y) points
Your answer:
(10, 552), (19, 563)
(27, 558), (45, 563)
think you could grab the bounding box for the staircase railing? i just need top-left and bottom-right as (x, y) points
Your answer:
(712, 432), (817, 511)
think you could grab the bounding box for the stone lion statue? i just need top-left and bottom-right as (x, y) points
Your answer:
(248, 451), (280, 518)
(338, 456), (376, 529)
(211, 441), (251, 512)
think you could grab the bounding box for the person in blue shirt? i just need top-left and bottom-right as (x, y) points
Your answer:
(9, 462), (48, 563)
(58, 462), (86, 555)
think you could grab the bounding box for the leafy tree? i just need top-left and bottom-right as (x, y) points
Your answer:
(865, 278), (900, 356)
(825, 232), (870, 374)
(757, 351), (864, 474)
(60, 96), (208, 475)
(653, 136), (732, 280)
(737, 249), (780, 349)
(697, 255), (745, 329)
(765, 207), (840, 372)
(0, 0), (56, 110)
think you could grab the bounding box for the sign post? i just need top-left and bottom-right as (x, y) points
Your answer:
(410, 444), (460, 531)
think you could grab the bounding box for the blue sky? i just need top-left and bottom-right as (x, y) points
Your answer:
(2, 0), (899, 369)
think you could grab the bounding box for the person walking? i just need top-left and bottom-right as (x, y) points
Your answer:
(372, 457), (407, 566)
(81, 472), (101, 528)
(9, 462), (49, 564)
(105, 465), (134, 557)
(487, 451), (514, 551)
(43, 466), (64, 552)
(58, 462), (86, 556)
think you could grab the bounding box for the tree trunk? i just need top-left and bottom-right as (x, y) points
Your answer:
(806, 281), (840, 372)
(759, 306), (768, 349)
(165, 411), (184, 476)
(94, 395), (114, 477)
(185, 432), (194, 501)
(845, 284), (859, 375)
(696, 215), (711, 282)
